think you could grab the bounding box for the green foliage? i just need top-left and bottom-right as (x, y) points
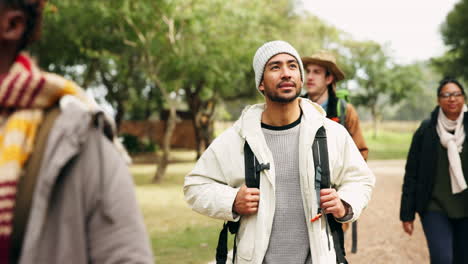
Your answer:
(33, 1), (127, 72)
(342, 40), (425, 127)
(32, 1), (160, 124)
(32, 0), (428, 123)
(386, 62), (440, 121)
(363, 121), (418, 160)
(435, 0), (468, 79)
(29, 0), (436, 182)
(121, 134), (157, 154)
(290, 13), (342, 54)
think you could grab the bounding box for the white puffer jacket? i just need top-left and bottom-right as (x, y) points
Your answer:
(184, 98), (375, 264)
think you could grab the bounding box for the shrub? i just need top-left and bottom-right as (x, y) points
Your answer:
(121, 133), (158, 153)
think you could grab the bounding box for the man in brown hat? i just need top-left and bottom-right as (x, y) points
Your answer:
(302, 51), (368, 160)
(302, 51), (368, 253)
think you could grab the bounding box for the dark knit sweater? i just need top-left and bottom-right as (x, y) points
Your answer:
(426, 141), (468, 218)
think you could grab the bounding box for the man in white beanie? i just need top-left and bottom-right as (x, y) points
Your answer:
(184, 40), (374, 264)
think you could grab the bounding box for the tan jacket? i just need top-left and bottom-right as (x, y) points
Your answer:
(344, 103), (368, 160)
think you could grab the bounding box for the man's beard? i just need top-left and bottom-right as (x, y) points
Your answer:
(264, 82), (301, 103)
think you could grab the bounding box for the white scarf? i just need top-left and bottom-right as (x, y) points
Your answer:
(436, 104), (468, 194)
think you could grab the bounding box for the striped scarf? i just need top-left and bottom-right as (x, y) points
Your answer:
(0, 53), (91, 254)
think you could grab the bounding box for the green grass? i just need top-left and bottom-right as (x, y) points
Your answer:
(362, 121), (418, 160)
(132, 151), (224, 264)
(364, 130), (413, 160)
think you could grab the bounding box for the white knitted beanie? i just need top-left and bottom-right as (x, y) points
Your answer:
(252, 40), (304, 92)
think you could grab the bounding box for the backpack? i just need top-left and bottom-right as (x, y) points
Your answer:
(215, 127), (348, 264)
(333, 89), (359, 254)
(335, 89), (349, 127)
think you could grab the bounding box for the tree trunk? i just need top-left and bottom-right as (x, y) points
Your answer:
(81, 60), (98, 89)
(371, 105), (378, 139)
(115, 101), (125, 133)
(195, 103), (216, 158)
(190, 101), (216, 159)
(184, 82), (217, 159)
(153, 105), (178, 183)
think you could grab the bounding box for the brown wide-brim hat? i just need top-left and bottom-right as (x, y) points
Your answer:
(302, 50), (345, 82)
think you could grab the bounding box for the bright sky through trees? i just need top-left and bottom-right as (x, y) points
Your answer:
(299, 0), (459, 63)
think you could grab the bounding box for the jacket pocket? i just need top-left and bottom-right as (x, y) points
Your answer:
(236, 215), (256, 261)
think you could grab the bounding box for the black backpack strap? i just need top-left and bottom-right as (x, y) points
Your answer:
(215, 221), (240, 264)
(216, 223), (229, 264)
(216, 141), (268, 263)
(327, 213), (348, 264)
(312, 127), (325, 217)
(312, 127), (330, 189)
(244, 141), (269, 188)
(244, 142), (260, 188)
(351, 221), (357, 253)
(312, 126), (348, 264)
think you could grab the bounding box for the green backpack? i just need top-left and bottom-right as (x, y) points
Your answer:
(335, 89), (349, 127)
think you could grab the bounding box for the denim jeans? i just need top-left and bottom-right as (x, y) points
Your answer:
(421, 211), (468, 264)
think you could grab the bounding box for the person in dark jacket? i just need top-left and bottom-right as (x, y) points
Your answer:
(400, 77), (468, 264)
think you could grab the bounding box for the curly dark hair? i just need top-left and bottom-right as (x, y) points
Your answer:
(2, 0), (47, 50)
(437, 76), (466, 97)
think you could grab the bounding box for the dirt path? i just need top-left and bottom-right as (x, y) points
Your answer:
(344, 160), (428, 263)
